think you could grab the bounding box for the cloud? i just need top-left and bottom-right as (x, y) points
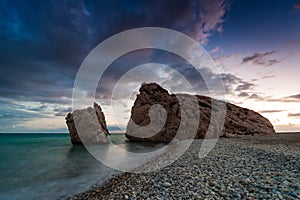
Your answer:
(0, 105), (49, 132)
(259, 110), (285, 113)
(241, 50), (280, 66)
(54, 107), (72, 116)
(212, 53), (242, 72)
(220, 73), (242, 93)
(266, 93), (300, 102)
(278, 93), (300, 102)
(294, 1), (300, 9)
(235, 82), (255, 92)
(0, 0), (232, 132)
(288, 94), (300, 99)
(288, 39), (300, 45)
(0, 0), (230, 105)
(220, 73), (259, 98)
(267, 98), (300, 103)
(210, 46), (221, 55)
(187, 0), (230, 44)
(242, 51), (276, 63)
(237, 92), (249, 97)
(288, 113), (300, 117)
(219, 73), (269, 102)
(262, 75), (275, 79)
(248, 93), (264, 101)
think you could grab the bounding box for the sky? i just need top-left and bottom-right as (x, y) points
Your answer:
(0, 0), (300, 133)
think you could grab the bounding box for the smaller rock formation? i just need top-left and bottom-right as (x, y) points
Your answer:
(65, 102), (109, 145)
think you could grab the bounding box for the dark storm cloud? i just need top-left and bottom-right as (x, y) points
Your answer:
(96, 48), (229, 99)
(0, 0), (232, 132)
(0, 0), (229, 105)
(241, 50), (280, 66)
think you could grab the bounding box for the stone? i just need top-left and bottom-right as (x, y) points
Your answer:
(163, 182), (172, 187)
(125, 83), (275, 142)
(65, 102), (109, 145)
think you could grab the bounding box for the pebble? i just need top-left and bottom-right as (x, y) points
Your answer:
(203, 190), (209, 195)
(72, 135), (300, 200)
(162, 182), (171, 187)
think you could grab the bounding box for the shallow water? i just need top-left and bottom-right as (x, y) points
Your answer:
(0, 134), (163, 200)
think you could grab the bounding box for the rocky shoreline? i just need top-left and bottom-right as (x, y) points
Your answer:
(71, 133), (300, 200)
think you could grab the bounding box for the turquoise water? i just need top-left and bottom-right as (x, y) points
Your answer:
(0, 134), (163, 200)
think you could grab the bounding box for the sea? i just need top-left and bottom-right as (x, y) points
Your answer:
(0, 133), (163, 200)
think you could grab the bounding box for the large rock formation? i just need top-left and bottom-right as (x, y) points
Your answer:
(65, 102), (109, 145)
(125, 83), (275, 142)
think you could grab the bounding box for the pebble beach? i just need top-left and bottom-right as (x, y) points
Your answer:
(72, 133), (300, 200)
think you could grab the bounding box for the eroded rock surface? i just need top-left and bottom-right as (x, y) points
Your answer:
(66, 102), (109, 145)
(125, 83), (275, 142)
